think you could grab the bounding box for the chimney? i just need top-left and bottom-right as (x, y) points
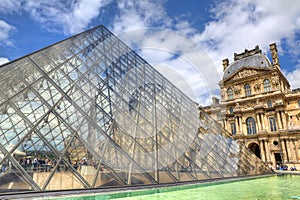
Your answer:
(269, 43), (280, 68)
(212, 97), (220, 106)
(222, 58), (229, 71)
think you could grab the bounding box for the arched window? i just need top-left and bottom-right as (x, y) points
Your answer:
(246, 117), (257, 135)
(264, 79), (271, 92)
(244, 83), (251, 96)
(227, 87), (233, 100)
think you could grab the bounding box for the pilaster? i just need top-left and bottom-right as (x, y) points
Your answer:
(264, 139), (271, 162)
(276, 111), (282, 130)
(259, 140), (266, 162)
(294, 139), (300, 162)
(289, 138), (296, 162)
(280, 138), (288, 162)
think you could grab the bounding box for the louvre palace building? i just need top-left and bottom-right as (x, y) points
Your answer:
(203, 43), (300, 169)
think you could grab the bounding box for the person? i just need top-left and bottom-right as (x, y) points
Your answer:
(1, 164), (6, 173)
(82, 159), (87, 166)
(33, 157), (38, 170)
(73, 161), (78, 170)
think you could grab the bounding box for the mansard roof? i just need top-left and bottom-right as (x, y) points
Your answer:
(223, 52), (272, 80)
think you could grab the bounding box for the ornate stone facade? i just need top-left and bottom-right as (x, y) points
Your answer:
(203, 43), (300, 169)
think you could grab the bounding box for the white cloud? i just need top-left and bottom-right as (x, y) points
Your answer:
(0, 0), (112, 35)
(0, 20), (16, 46)
(113, 0), (171, 33)
(197, 0), (300, 77)
(285, 65), (300, 89)
(118, 28), (219, 104)
(0, 0), (21, 14)
(110, 1), (219, 104)
(23, 0), (112, 34)
(0, 57), (9, 65)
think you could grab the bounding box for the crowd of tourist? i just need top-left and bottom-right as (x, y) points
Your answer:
(0, 156), (100, 174)
(275, 164), (297, 171)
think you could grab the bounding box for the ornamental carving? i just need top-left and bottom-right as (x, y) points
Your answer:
(242, 102), (256, 109)
(296, 113), (300, 120)
(271, 76), (279, 88)
(233, 85), (241, 95)
(266, 111), (275, 116)
(233, 69), (257, 80)
(235, 102), (241, 110)
(254, 81), (261, 91)
(220, 88), (225, 99)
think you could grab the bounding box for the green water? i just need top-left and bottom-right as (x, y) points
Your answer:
(57, 175), (300, 200)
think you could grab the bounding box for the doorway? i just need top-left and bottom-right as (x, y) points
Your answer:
(274, 153), (283, 165)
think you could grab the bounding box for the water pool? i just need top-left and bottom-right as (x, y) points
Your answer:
(56, 175), (300, 200)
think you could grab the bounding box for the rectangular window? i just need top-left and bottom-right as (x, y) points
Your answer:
(229, 107), (234, 115)
(267, 100), (272, 108)
(244, 84), (251, 97)
(230, 122), (236, 135)
(269, 117), (277, 132)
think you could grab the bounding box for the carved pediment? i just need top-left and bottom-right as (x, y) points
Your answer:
(242, 101), (256, 109)
(232, 68), (258, 80)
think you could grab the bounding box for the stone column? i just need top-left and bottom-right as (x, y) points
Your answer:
(259, 140), (266, 162)
(224, 119), (227, 130)
(294, 139), (300, 162)
(264, 139), (271, 162)
(285, 139), (292, 163)
(235, 117), (240, 134)
(281, 112), (287, 130)
(256, 113), (261, 132)
(279, 111), (284, 130)
(260, 113), (265, 131)
(240, 117), (244, 134)
(241, 117), (247, 135)
(289, 138), (296, 162)
(280, 139), (288, 162)
(276, 112), (282, 130)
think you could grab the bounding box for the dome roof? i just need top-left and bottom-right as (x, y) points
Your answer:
(223, 54), (272, 80)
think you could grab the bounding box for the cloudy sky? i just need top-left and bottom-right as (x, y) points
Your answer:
(0, 0), (300, 105)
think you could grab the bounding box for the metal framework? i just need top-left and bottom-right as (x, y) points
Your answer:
(0, 25), (270, 193)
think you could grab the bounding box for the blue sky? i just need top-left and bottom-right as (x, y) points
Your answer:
(0, 0), (300, 105)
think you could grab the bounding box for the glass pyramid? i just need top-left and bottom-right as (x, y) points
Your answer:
(0, 25), (271, 193)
